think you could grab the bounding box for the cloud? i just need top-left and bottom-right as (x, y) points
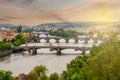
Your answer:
(0, 18), (10, 21)
(4, 16), (21, 19)
(0, 0), (120, 25)
(38, 9), (66, 22)
(1, 0), (36, 4)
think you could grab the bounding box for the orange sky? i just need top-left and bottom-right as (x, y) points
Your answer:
(0, 0), (120, 25)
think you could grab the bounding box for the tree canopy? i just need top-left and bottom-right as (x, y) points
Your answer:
(49, 30), (79, 38)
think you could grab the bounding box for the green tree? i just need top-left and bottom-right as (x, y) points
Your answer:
(29, 65), (48, 80)
(61, 55), (88, 80)
(84, 45), (120, 80)
(0, 42), (11, 50)
(13, 40), (21, 46)
(61, 37), (120, 80)
(49, 72), (59, 80)
(49, 30), (79, 38)
(0, 70), (14, 80)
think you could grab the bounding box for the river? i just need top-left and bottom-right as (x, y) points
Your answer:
(0, 35), (102, 76)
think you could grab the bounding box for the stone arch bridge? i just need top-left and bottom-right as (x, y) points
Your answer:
(11, 37), (99, 55)
(11, 45), (91, 55)
(27, 37), (98, 44)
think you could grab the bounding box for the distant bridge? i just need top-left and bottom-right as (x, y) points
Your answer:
(32, 31), (49, 35)
(27, 37), (99, 44)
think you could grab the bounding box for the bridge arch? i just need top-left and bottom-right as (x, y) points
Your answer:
(49, 39), (56, 43)
(69, 39), (75, 43)
(40, 39), (46, 43)
(88, 39), (94, 43)
(59, 39), (66, 43)
(78, 39), (84, 43)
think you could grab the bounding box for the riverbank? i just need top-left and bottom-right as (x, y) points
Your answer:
(0, 50), (12, 57)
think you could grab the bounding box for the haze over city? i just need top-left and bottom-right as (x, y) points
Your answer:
(0, 0), (120, 25)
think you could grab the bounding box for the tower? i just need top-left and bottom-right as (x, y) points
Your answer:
(17, 25), (22, 33)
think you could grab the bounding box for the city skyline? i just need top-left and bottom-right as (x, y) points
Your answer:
(0, 0), (120, 25)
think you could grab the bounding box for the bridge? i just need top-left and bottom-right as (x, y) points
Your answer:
(32, 31), (49, 35)
(11, 45), (91, 55)
(27, 37), (99, 44)
(11, 36), (100, 55)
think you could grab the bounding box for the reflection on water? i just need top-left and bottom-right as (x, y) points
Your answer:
(0, 52), (31, 63)
(0, 55), (11, 62)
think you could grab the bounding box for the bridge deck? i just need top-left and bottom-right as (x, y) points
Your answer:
(14, 45), (91, 50)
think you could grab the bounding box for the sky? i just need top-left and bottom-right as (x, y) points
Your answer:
(0, 0), (120, 25)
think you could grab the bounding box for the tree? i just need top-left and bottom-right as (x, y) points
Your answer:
(84, 45), (120, 80)
(0, 70), (14, 80)
(0, 42), (11, 50)
(61, 37), (120, 80)
(49, 72), (59, 80)
(15, 73), (36, 80)
(13, 40), (21, 46)
(29, 65), (48, 80)
(61, 55), (88, 80)
(49, 30), (79, 38)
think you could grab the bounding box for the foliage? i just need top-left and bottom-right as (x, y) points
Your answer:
(90, 43), (106, 56)
(11, 34), (25, 46)
(29, 65), (48, 80)
(61, 55), (88, 80)
(15, 73), (37, 80)
(0, 41), (11, 50)
(49, 72), (59, 80)
(0, 70), (14, 80)
(61, 37), (120, 80)
(84, 45), (120, 80)
(0, 34), (25, 50)
(49, 30), (79, 38)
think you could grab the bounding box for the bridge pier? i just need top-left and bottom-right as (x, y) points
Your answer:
(84, 40), (88, 44)
(11, 48), (18, 53)
(66, 39), (69, 43)
(50, 48), (54, 51)
(82, 50), (85, 54)
(32, 48), (37, 55)
(46, 39), (50, 43)
(57, 48), (61, 55)
(28, 50), (31, 54)
(75, 39), (79, 43)
(84, 37), (89, 44)
(93, 38), (98, 43)
(82, 48), (85, 54)
(56, 39), (59, 43)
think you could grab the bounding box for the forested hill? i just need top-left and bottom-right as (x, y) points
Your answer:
(36, 22), (120, 28)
